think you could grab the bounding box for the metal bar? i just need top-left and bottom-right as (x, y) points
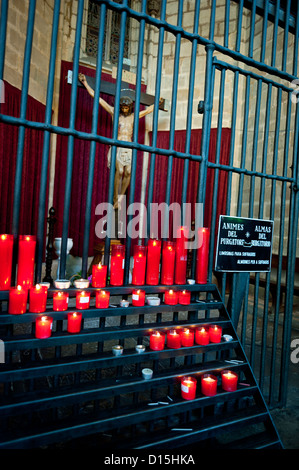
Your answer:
(293, 0), (299, 76)
(235, 0), (244, 53)
(0, 0), (8, 80)
(271, 0), (280, 68)
(260, 0), (269, 63)
(224, 0), (230, 49)
(282, 0), (291, 71)
(248, 0), (256, 58)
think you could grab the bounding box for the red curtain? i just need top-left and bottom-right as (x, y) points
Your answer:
(53, 61), (146, 257)
(0, 81), (48, 236)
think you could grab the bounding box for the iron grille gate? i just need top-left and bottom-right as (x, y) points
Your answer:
(0, 0), (298, 449)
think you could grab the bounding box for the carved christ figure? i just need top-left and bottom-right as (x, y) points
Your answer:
(78, 73), (157, 209)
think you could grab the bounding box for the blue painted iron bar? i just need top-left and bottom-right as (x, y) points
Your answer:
(282, 0), (291, 72)
(58, 0), (84, 279)
(260, 0), (269, 63)
(248, 0), (257, 58)
(100, 0), (299, 83)
(209, 0), (216, 41)
(235, 0), (244, 53)
(293, 0), (299, 76)
(0, 0), (8, 80)
(81, 3), (107, 279)
(11, 0), (36, 239)
(35, 0), (61, 283)
(124, 0), (147, 282)
(224, 0), (230, 48)
(237, 75), (250, 216)
(271, 0), (280, 68)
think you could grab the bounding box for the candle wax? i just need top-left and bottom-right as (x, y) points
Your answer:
(53, 291), (69, 311)
(180, 328), (194, 347)
(174, 226), (189, 284)
(17, 235), (36, 289)
(67, 312), (82, 333)
(201, 374), (217, 396)
(110, 245), (125, 286)
(164, 289), (178, 305)
(0, 234), (13, 290)
(196, 228), (210, 284)
(132, 245), (146, 285)
(29, 284), (47, 313)
(8, 285), (28, 314)
(209, 325), (222, 343)
(76, 291), (90, 309)
(181, 376), (197, 400)
(35, 316), (53, 339)
(178, 290), (191, 305)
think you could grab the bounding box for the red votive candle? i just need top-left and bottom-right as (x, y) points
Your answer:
(221, 370), (238, 392)
(195, 326), (210, 345)
(196, 228), (210, 284)
(161, 241), (175, 285)
(76, 290), (90, 309)
(149, 331), (165, 350)
(17, 235), (36, 289)
(167, 329), (181, 349)
(110, 244), (125, 286)
(53, 291), (69, 311)
(96, 290), (110, 308)
(67, 312), (82, 333)
(8, 285), (27, 314)
(181, 376), (197, 400)
(35, 315), (53, 339)
(174, 226), (189, 284)
(132, 245), (147, 285)
(146, 239), (161, 285)
(201, 374), (217, 396)
(29, 284), (47, 313)
(209, 324), (222, 343)
(178, 289), (191, 305)
(132, 289), (145, 306)
(0, 234), (13, 290)
(92, 262), (107, 288)
(164, 289), (178, 305)
(180, 328), (194, 347)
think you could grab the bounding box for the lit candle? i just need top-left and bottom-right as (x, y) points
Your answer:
(196, 228), (210, 284)
(209, 324), (222, 343)
(0, 234), (13, 290)
(149, 331), (165, 351)
(164, 289), (178, 305)
(132, 289), (145, 306)
(146, 239), (161, 285)
(96, 290), (110, 308)
(110, 244), (125, 286)
(221, 370), (238, 392)
(178, 289), (191, 305)
(35, 315), (53, 339)
(201, 374), (217, 396)
(8, 285), (28, 314)
(180, 328), (194, 347)
(92, 262), (107, 288)
(195, 326), (210, 345)
(167, 329), (181, 349)
(29, 284), (47, 313)
(132, 245), (147, 285)
(120, 299), (129, 307)
(161, 241), (175, 285)
(76, 290), (90, 310)
(53, 291), (69, 311)
(17, 235), (36, 289)
(174, 226), (189, 284)
(67, 312), (82, 333)
(112, 345), (124, 356)
(181, 376), (197, 400)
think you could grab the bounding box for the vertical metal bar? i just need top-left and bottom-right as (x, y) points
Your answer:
(35, 0), (61, 283)
(235, 0), (244, 53)
(271, 0), (280, 68)
(0, 0), (8, 80)
(293, 0), (299, 76)
(209, 0), (216, 41)
(59, 0), (84, 279)
(248, 0), (256, 59)
(260, 0), (269, 63)
(224, 0), (230, 49)
(282, 0), (291, 72)
(81, 3), (107, 279)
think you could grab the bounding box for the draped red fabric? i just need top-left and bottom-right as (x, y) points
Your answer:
(0, 81), (48, 236)
(53, 60), (146, 257)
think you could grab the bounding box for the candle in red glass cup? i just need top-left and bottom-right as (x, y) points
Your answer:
(67, 312), (82, 333)
(110, 244), (125, 286)
(132, 289), (145, 306)
(96, 290), (110, 308)
(149, 331), (165, 350)
(181, 376), (197, 400)
(201, 374), (217, 396)
(164, 289), (178, 305)
(8, 285), (27, 314)
(0, 234), (13, 290)
(29, 284), (47, 313)
(35, 315), (53, 339)
(161, 241), (175, 285)
(53, 291), (69, 311)
(76, 290), (90, 310)
(174, 226), (189, 284)
(178, 289), (191, 305)
(180, 328), (194, 347)
(209, 324), (222, 343)
(195, 326), (210, 345)
(167, 329), (181, 349)
(196, 228), (210, 284)
(132, 245), (146, 285)
(221, 370), (238, 392)
(92, 262), (107, 288)
(16, 235), (36, 289)
(146, 239), (161, 285)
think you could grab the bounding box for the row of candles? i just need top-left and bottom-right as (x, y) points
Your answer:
(0, 227), (210, 290)
(181, 371), (238, 399)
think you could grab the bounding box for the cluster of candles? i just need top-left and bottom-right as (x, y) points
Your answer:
(149, 324), (223, 350)
(35, 312), (82, 339)
(181, 370), (239, 400)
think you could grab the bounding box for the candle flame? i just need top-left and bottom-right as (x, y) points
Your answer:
(73, 313), (77, 318)
(153, 241), (156, 246)
(169, 289), (173, 294)
(1, 234), (6, 240)
(17, 285), (22, 291)
(168, 246), (172, 251)
(98, 262), (102, 268)
(41, 316), (47, 322)
(25, 236), (31, 241)
(204, 376), (215, 382)
(36, 284), (41, 290)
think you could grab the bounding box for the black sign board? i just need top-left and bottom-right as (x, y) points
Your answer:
(215, 215), (274, 272)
